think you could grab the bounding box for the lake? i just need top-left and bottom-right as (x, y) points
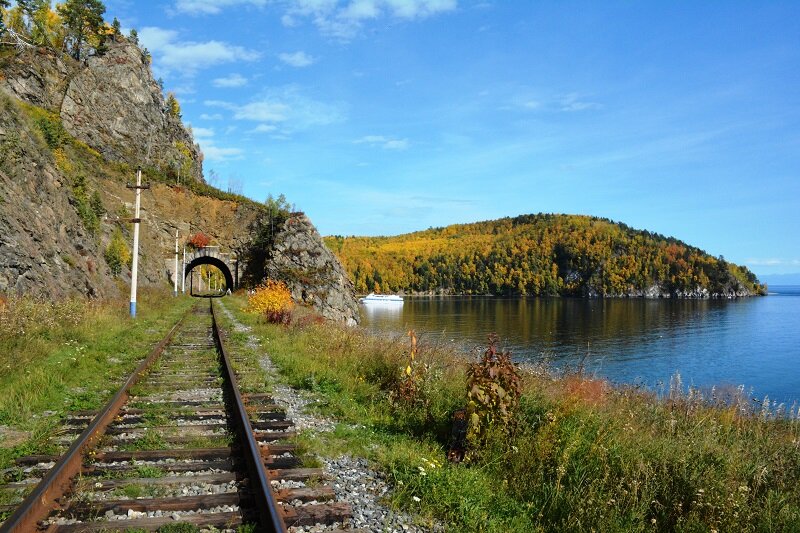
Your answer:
(359, 286), (800, 404)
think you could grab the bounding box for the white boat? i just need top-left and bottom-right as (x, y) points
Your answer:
(359, 293), (403, 304)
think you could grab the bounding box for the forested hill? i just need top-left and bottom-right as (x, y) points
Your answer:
(324, 214), (766, 298)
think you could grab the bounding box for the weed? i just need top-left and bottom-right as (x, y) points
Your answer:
(221, 294), (800, 532)
(465, 333), (522, 458)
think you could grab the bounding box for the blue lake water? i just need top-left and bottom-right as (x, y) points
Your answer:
(359, 286), (800, 404)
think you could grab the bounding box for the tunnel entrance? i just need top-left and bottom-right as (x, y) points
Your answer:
(185, 256), (234, 296)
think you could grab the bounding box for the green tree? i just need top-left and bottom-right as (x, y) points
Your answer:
(127, 27), (137, 44)
(242, 194), (292, 286)
(56, 0), (106, 60)
(110, 16), (120, 39)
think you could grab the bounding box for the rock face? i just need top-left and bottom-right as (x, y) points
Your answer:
(267, 214), (360, 326)
(0, 94), (115, 297)
(1, 40), (202, 180)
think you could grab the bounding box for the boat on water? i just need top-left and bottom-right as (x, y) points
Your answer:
(359, 293), (404, 304)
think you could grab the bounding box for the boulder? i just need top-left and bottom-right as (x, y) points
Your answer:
(267, 214), (360, 326)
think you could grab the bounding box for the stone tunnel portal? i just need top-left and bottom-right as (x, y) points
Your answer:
(184, 256), (235, 295)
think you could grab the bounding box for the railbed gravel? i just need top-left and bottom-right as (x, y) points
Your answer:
(219, 302), (441, 532)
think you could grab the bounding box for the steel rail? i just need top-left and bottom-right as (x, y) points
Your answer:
(211, 299), (287, 533)
(0, 310), (189, 533)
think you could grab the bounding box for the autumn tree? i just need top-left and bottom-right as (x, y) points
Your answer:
(56, 0), (105, 60)
(26, 1), (67, 49)
(166, 92), (181, 118)
(0, 0), (10, 35)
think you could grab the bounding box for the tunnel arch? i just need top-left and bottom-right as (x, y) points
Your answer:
(184, 256), (234, 293)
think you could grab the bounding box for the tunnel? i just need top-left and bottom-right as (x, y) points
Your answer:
(184, 256), (234, 294)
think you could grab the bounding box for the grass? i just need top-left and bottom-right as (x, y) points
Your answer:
(222, 295), (800, 532)
(0, 289), (194, 470)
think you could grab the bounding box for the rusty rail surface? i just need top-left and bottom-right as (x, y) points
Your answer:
(211, 299), (287, 533)
(0, 310), (188, 533)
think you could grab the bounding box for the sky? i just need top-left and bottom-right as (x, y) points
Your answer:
(102, 0), (800, 278)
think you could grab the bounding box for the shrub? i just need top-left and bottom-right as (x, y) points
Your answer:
(104, 228), (131, 276)
(70, 174), (100, 234)
(34, 112), (67, 149)
(245, 280), (294, 324)
(187, 232), (210, 249)
(465, 333), (522, 457)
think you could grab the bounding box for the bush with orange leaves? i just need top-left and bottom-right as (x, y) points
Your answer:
(246, 280), (294, 324)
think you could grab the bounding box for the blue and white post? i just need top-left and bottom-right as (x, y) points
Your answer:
(174, 229), (179, 297)
(129, 167), (142, 318)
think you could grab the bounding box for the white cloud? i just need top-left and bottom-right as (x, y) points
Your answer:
(251, 124), (278, 133)
(184, 123), (242, 162)
(236, 101), (292, 122)
(558, 93), (601, 112)
(138, 27), (177, 49)
(200, 113), (223, 120)
(354, 135), (409, 150)
(282, 0), (457, 39)
(203, 145), (245, 162)
(190, 126), (215, 138)
(279, 51), (316, 67)
(213, 74), (248, 88)
(213, 87), (345, 132)
(174, 0), (267, 15)
(514, 93), (601, 113)
(139, 26), (259, 76)
(746, 258), (800, 266)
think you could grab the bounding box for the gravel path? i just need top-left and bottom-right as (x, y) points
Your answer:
(218, 302), (440, 532)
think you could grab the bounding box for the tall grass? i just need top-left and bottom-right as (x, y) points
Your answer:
(226, 296), (800, 532)
(0, 289), (193, 468)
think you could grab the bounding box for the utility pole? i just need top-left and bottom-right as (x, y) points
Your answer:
(181, 245), (186, 294)
(174, 229), (179, 297)
(126, 167), (149, 318)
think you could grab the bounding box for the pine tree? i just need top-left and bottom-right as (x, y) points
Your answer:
(110, 16), (120, 41)
(56, 0), (105, 60)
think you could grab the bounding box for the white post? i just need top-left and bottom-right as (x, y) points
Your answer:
(181, 246), (186, 294)
(174, 229), (179, 297)
(130, 167), (142, 318)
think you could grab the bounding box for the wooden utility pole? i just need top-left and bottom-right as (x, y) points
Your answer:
(126, 167), (150, 318)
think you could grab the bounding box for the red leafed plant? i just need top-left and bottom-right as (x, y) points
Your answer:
(187, 232), (211, 249)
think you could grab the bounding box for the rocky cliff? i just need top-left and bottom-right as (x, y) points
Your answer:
(0, 94), (107, 296)
(0, 42), (360, 324)
(0, 41), (202, 181)
(268, 214), (360, 326)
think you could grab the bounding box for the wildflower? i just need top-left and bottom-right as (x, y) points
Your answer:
(412, 496), (421, 502)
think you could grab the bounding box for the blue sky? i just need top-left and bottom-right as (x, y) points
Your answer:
(105, 1), (800, 277)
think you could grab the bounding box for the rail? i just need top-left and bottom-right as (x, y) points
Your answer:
(0, 311), (188, 532)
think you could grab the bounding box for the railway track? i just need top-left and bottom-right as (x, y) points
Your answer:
(0, 300), (352, 532)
